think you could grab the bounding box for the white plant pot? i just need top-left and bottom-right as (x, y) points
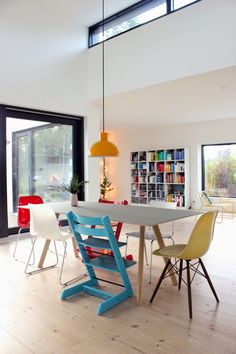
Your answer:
(70, 193), (78, 206)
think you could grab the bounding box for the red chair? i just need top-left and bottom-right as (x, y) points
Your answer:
(85, 199), (130, 259)
(98, 198), (128, 241)
(13, 195), (44, 262)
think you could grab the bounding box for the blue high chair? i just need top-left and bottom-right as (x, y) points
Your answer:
(61, 212), (136, 315)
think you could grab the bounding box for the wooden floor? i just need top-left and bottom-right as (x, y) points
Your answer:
(0, 216), (236, 354)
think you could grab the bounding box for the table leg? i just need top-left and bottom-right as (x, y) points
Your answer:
(152, 224), (177, 286)
(137, 225), (145, 305)
(38, 239), (51, 268)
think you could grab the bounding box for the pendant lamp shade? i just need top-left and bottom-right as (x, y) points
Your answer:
(89, 0), (119, 158)
(89, 132), (119, 157)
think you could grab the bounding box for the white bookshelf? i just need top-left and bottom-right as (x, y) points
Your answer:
(130, 148), (189, 208)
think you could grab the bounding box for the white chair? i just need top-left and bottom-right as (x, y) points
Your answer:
(125, 200), (177, 283)
(198, 191), (234, 222)
(25, 204), (86, 286)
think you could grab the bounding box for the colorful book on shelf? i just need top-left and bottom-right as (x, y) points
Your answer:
(156, 162), (164, 172)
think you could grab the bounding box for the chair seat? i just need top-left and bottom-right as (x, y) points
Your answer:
(126, 230), (173, 241)
(126, 230), (154, 240)
(153, 244), (186, 258)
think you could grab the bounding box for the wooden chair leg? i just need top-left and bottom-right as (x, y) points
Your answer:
(150, 258), (171, 303)
(186, 260), (193, 319)
(178, 259), (183, 290)
(199, 258), (219, 302)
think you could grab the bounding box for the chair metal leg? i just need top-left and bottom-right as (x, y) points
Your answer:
(13, 228), (35, 265)
(150, 258), (171, 303)
(124, 235), (129, 257)
(59, 241), (87, 287)
(149, 239), (155, 284)
(25, 239), (59, 275)
(170, 222), (175, 245)
(199, 258), (219, 302)
(125, 232), (148, 266)
(186, 260), (193, 319)
(59, 241), (67, 285)
(13, 228), (21, 259)
(178, 258), (183, 290)
(144, 240), (149, 266)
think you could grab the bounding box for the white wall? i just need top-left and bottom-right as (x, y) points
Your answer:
(107, 117), (236, 207)
(88, 0), (236, 99)
(0, 1), (100, 201)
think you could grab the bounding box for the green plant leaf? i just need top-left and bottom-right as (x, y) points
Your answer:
(61, 175), (89, 194)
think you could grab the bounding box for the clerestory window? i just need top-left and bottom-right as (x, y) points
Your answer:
(89, 0), (201, 47)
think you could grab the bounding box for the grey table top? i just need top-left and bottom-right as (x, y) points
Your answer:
(48, 201), (201, 226)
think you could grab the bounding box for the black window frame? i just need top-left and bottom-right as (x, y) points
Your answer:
(89, 0), (202, 47)
(201, 142), (236, 198)
(0, 104), (84, 237)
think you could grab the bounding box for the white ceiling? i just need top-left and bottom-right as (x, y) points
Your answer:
(98, 66), (236, 129)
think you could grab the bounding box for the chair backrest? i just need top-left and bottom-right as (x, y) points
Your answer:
(98, 199), (128, 240)
(149, 200), (177, 209)
(18, 195), (44, 228)
(178, 211), (218, 260)
(29, 204), (63, 240)
(199, 191), (212, 206)
(67, 211), (118, 261)
(98, 198), (128, 206)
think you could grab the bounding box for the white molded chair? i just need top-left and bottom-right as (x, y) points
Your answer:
(25, 204), (85, 286)
(125, 200), (177, 283)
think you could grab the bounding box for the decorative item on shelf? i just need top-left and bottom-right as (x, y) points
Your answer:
(61, 175), (89, 206)
(100, 176), (114, 200)
(89, 0), (119, 158)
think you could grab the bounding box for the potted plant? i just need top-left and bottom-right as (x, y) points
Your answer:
(100, 176), (114, 200)
(61, 175), (88, 206)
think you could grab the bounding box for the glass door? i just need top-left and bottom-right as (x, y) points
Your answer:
(12, 123), (73, 213)
(0, 105), (84, 237)
(8, 120), (74, 227)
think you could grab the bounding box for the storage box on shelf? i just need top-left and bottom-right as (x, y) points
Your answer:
(130, 148), (189, 208)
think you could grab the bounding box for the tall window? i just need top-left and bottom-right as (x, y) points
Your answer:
(89, 0), (201, 47)
(202, 144), (236, 198)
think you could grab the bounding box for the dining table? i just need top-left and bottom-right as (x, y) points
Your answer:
(42, 200), (200, 305)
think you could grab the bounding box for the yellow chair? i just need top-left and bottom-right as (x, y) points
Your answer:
(150, 211), (219, 318)
(199, 191), (234, 222)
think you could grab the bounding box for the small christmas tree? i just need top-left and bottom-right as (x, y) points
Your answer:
(100, 176), (114, 200)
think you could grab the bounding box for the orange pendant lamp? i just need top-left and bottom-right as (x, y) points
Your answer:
(89, 0), (119, 158)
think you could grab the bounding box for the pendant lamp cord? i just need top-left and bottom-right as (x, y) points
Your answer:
(102, 0), (105, 176)
(102, 0), (105, 133)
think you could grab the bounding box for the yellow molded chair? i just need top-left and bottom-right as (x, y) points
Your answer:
(150, 211), (219, 318)
(199, 191), (234, 222)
